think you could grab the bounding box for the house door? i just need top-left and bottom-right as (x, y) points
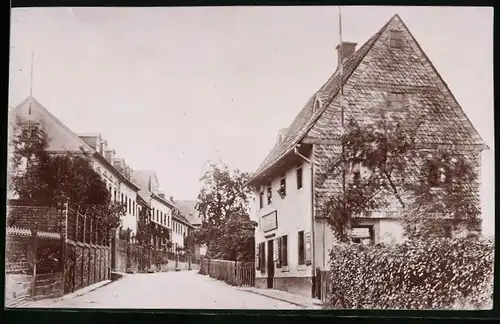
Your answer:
(267, 240), (274, 289)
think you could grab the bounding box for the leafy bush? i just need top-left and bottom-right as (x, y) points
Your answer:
(326, 237), (494, 310)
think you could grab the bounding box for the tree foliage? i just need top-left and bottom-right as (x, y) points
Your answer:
(8, 116), (125, 233)
(194, 163), (256, 261)
(319, 115), (480, 242)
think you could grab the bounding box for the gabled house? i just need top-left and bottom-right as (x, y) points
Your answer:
(77, 134), (140, 235)
(132, 170), (174, 249)
(169, 198), (195, 253)
(175, 200), (207, 258)
(247, 14), (487, 298)
(8, 97), (141, 236)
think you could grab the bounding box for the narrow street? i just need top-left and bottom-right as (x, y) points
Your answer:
(24, 271), (301, 309)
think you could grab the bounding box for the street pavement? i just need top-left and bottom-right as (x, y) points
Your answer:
(24, 270), (302, 309)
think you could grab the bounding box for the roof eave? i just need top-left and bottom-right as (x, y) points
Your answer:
(92, 153), (141, 192)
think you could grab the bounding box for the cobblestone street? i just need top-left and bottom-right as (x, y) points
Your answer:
(24, 271), (301, 309)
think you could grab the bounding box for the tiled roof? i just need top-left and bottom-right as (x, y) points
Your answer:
(248, 14), (487, 185)
(248, 17), (391, 184)
(175, 200), (201, 226)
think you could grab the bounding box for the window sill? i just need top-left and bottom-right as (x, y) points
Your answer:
(297, 264), (308, 271)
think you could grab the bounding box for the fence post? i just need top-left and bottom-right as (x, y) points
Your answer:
(30, 230), (38, 298)
(60, 202), (68, 295)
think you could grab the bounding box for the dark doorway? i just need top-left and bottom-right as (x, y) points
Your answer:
(267, 240), (274, 289)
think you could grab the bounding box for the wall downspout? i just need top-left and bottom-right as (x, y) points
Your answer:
(294, 145), (316, 297)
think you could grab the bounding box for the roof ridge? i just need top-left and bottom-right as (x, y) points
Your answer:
(297, 15), (394, 143)
(249, 15), (396, 183)
(21, 96), (95, 153)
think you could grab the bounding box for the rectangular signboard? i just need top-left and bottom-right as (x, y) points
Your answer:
(261, 211), (278, 233)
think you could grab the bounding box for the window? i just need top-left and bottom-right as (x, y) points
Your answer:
(296, 165), (303, 189)
(351, 226), (375, 245)
(279, 235), (288, 267)
(22, 121), (41, 142)
(259, 191), (264, 209)
(267, 183), (272, 205)
(427, 160), (446, 187)
(133, 201), (135, 216)
(168, 216), (170, 227)
(279, 175), (286, 198)
(113, 190), (117, 202)
(298, 230), (305, 265)
(352, 162), (361, 185)
(390, 30), (404, 48)
(157, 209), (159, 222)
(388, 92), (405, 110)
(121, 193), (124, 203)
(164, 214), (167, 224)
(128, 198), (131, 213)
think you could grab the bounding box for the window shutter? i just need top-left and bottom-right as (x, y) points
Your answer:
(273, 238), (279, 261)
(305, 232), (312, 265)
(282, 235), (288, 266)
(276, 237), (282, 268)
(255, 244), (260, 270)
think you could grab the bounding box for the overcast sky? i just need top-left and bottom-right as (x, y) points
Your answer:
(9, 6), (494, 235)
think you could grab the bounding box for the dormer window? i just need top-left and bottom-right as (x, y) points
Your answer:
(390, 30), (404, 49)
(388, 92), (406, 110)
(313, 97), (321, 113)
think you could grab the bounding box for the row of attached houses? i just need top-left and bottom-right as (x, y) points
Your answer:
(8, 96), (196, 254)
(247, 14), (488, 298)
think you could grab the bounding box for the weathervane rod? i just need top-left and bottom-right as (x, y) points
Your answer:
(338, 6), (344, 129)
(28, 47), (35, 114)
(29, 47), (35, 97)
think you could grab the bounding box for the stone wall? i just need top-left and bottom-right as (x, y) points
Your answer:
(5, 274), (32, 306)
(34, 273), (63, 300)
(5, 233), (64, 307)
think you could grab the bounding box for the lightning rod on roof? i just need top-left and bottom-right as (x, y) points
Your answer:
(338, 6), (347, 231)
(338, 6), (344, 130)
(29, 47), (35, 115)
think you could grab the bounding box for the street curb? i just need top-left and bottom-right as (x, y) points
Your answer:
(237, 288), (316, 309)
(59, 279), (114, 301)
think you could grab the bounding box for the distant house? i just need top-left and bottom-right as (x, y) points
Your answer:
(175, 200), (206, 257)
(78, 134), (140, 235)
(175, 200), (202, 229)
(132, 170), (173, 249)
(247, 14), (487, 298)
(8, 96), (141, 236)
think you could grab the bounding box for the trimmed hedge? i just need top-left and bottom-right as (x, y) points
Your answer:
(326, 237), (494, 310)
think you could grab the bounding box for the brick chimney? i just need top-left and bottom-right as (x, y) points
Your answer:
(159, 193), (165, 199)
(105, 149), (115, 163)
(113, 158), (125, 173)
(170, 196), (174, 203)
(124, 165), (130, 180)
(336, 41), (357, 66)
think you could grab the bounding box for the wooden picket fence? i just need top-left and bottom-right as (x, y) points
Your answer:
(199, 258), (254, 287)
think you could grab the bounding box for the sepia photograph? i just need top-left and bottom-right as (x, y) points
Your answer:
(6, 5), (494, 310)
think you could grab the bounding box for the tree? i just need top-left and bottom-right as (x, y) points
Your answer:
(318, 114), (480, 242)
(8, 116), (125, 238)
(194, 162), (256, 261)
